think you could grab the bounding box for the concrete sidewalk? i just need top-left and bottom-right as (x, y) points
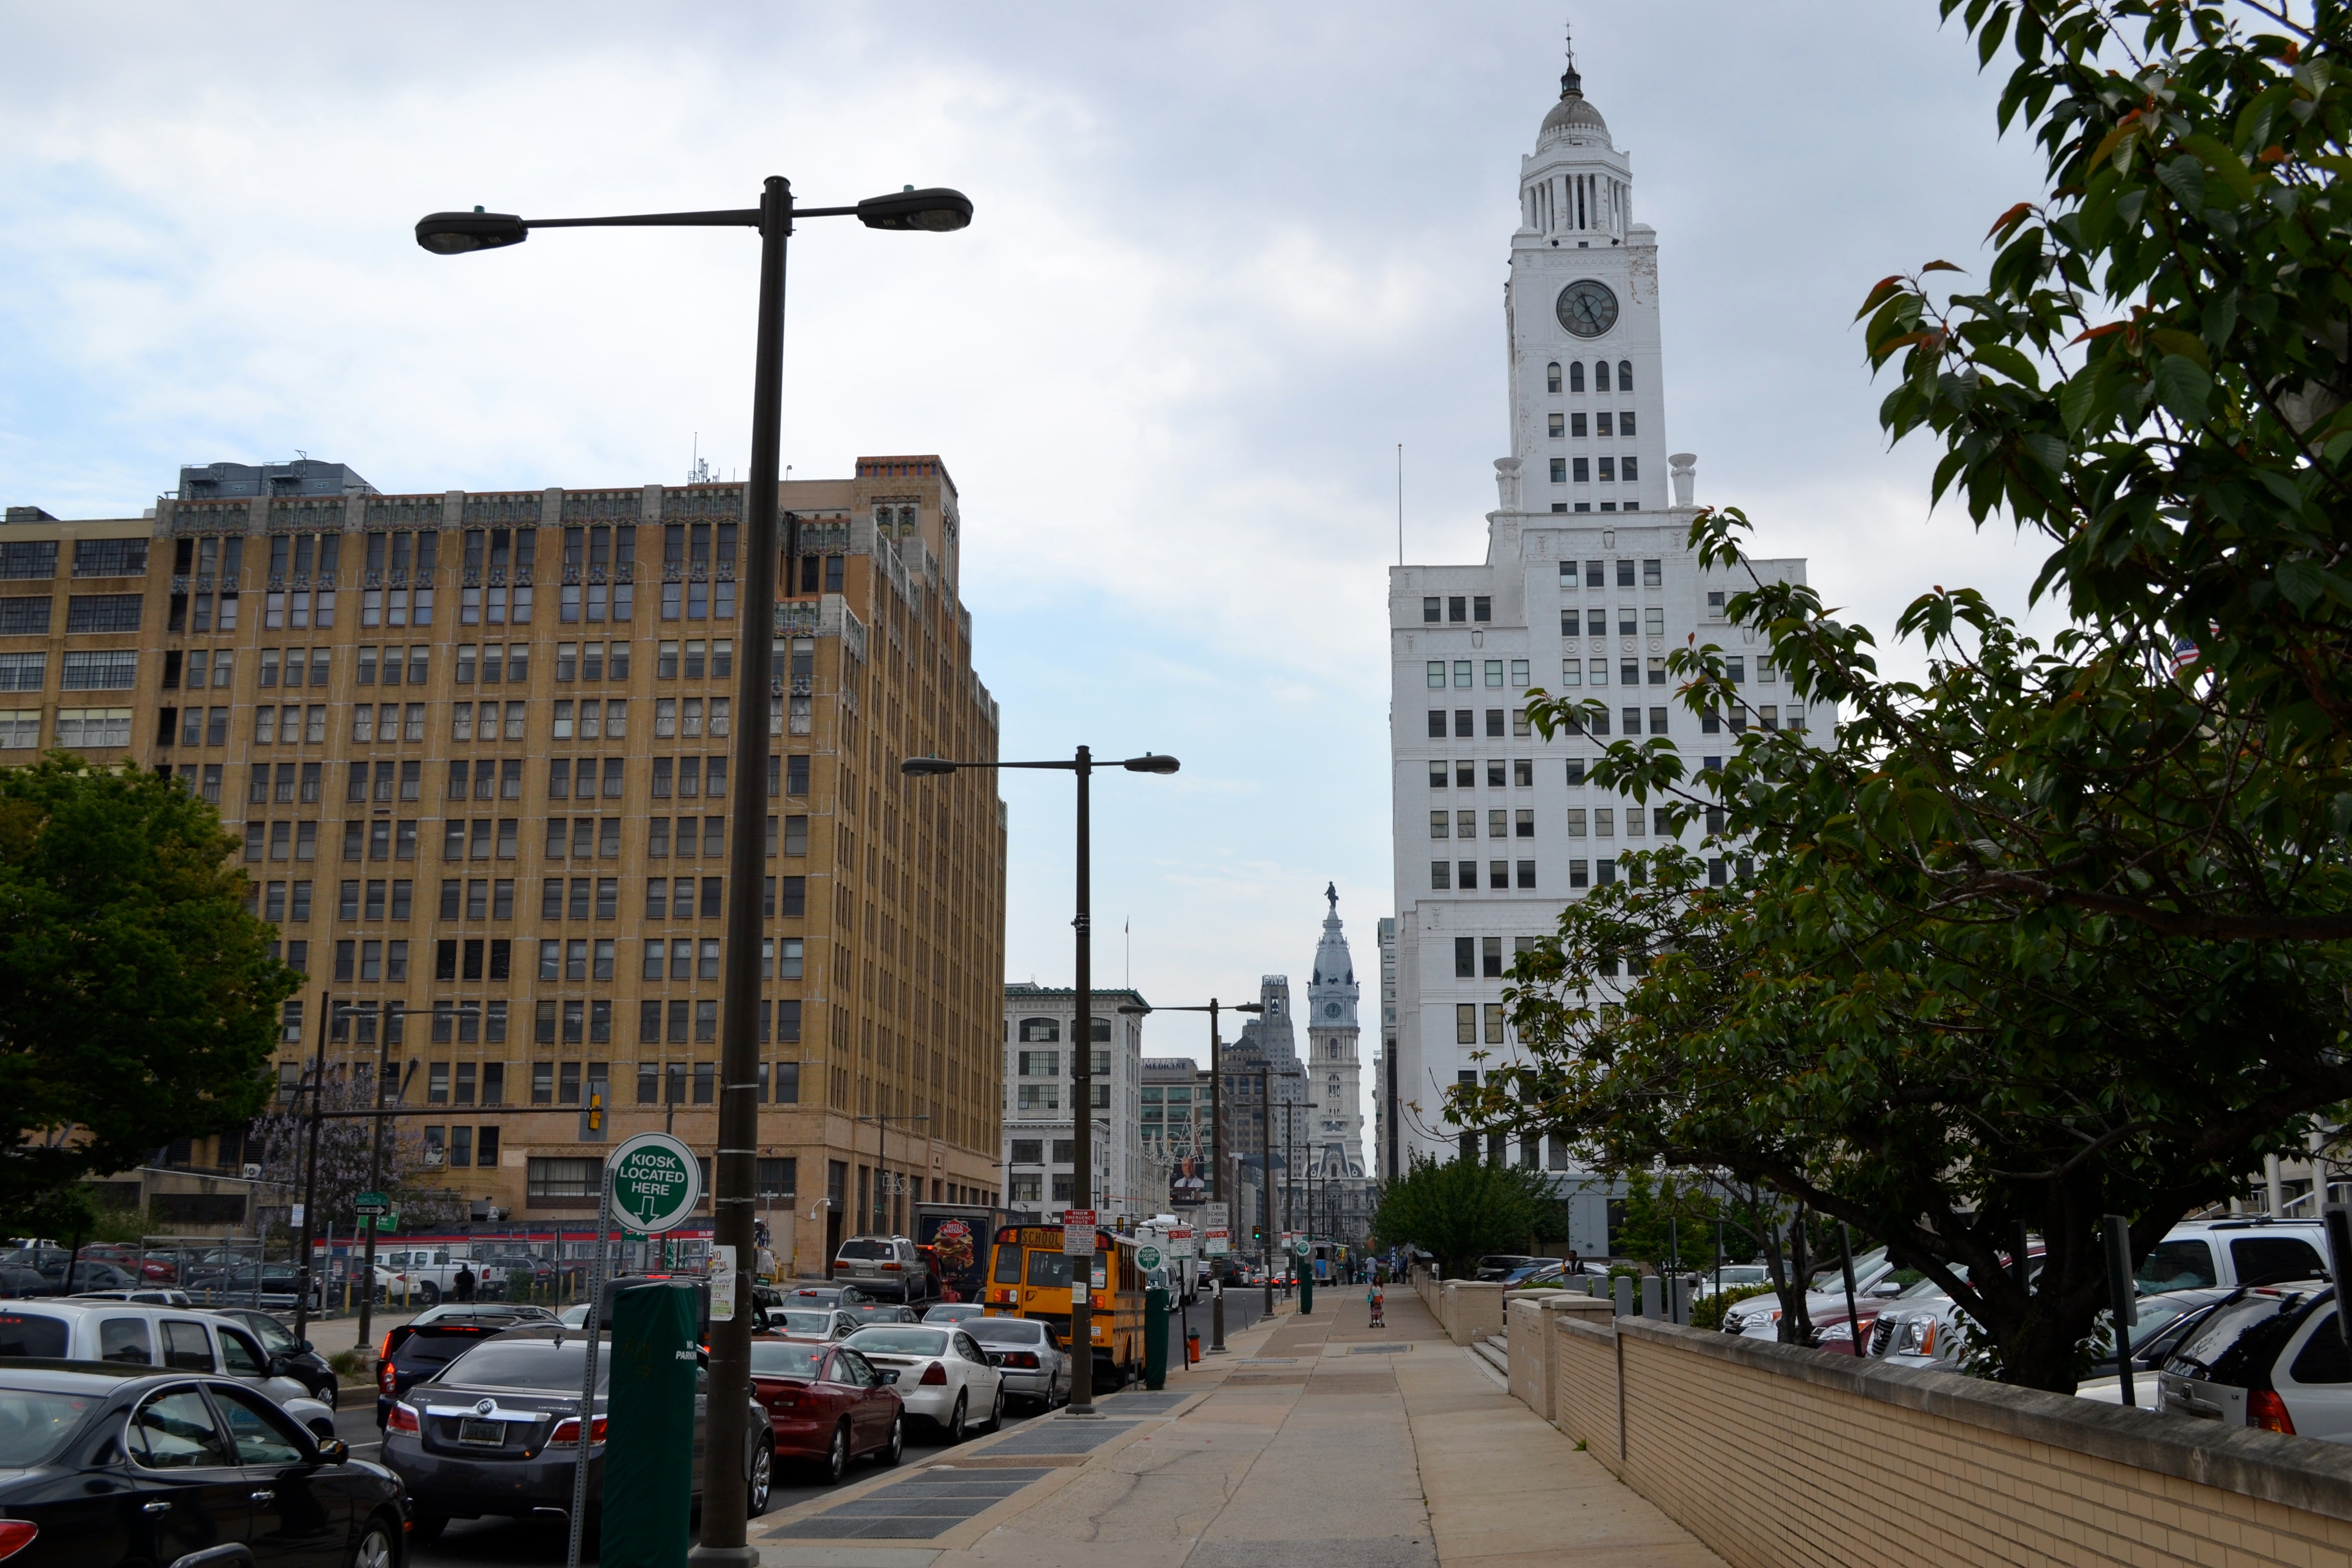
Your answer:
(752, 1285), (1725, 1568)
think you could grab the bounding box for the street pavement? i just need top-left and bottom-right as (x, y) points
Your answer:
(338, 1286), (1278, 1566)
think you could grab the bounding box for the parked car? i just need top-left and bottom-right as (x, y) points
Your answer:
(1721, 1247), (1902, 1340)
(0, 1361), (404, 1567)
(770, 1307), (862, 1341)
(2159, 1279), (2352, 1438)
(1696, 1264), (1774, 1299)
(0, 1300), (335, 1438)
(383, 1322), (773, 1540)
(923, 1303), (989, 1325)
(748, 1336), (906, 1484)
(846, 1300), (922, 1329)
(1498, 1261), (1569, 1288)
(375, 1308), (556, 1428)
(2135, 1219), (2330, 1293)
(470, 1250), (556, 1298)
(786, 1283), (879, 1309)
(375, 1246), (497, 1308)
(0, 1269), (50, 1300)
(841, 1325), (1007, 1441)
(832, 1236), (937, 1304)
(409, 1302), (558, 1330)
(186, 1264), (323, 1312)
(964, 1314), (1074, 1411)
(1474, 1255), (1545, 1282)
(204, 1306), (341, 1404)
(2073, 1289), (2235, 1407)
(77, 1244), (178, 1283)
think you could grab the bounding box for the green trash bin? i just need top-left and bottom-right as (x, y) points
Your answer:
(1300, 1267), (1313, 1317)
(1143, 1286), (1169, 1391)
(601, 1281), (700, 1568)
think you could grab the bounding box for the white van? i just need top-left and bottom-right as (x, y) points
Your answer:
(2135, 1218), (2330, 1292)
(0, 1299), (335, 1436)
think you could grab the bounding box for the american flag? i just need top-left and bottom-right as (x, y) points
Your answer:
(2168, 635), (2199, 675)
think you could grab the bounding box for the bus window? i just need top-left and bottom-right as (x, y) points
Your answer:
(993, 1244), (1023, 1285)
(1025, 1252), (1074, 1288)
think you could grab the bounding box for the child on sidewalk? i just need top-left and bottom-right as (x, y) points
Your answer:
(1367, 1282), (1385, 1330)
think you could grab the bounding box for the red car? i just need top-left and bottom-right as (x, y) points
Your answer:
(749, 1335), (905, 1484)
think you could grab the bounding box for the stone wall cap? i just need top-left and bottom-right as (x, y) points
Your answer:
(1616, 1314), (2352, 1523)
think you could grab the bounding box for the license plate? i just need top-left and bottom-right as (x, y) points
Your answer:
(458, 1419), (505, 1447)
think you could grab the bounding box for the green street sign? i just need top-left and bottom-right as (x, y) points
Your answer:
(1136, 1244), (1163, 1271)
(373, 1210), (399, 1235)
(608, 1132), (702, 1234)
(1293, 1240), (1311, 1259)
(353, 1192), (389, 1217)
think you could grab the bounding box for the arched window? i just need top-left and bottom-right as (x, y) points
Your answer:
(1595, 361), (1611, 393)
(1546, 363), (1561, 395)
(1569, 361), (1586, 394)
(1618, 360), (1633, 392)
(1018, 1017), (1060, 1043)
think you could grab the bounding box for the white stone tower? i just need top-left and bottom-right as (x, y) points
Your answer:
(1305, 884), (1366, 1182)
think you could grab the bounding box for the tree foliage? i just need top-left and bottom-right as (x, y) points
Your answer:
(1459, 1), (2352, 1392)
(1368, 1153), (1558, 1279)
(0, 757), (298, 1212)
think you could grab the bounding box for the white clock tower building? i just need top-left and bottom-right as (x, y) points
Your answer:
(1383, 38), (1823, 1184)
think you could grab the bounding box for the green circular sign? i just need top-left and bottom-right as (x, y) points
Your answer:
(1293, 1241), (1311, 1258)
(1136, 1244), (1163, 1270)
(608, 1132), (702, 1234)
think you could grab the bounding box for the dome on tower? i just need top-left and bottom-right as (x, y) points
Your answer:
(1539, 49), (1611, 149)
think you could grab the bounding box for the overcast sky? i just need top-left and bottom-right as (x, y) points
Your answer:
(3, 3), (2061, 1132)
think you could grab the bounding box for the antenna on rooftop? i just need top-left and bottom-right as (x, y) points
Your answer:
(688, 434), (714, 486)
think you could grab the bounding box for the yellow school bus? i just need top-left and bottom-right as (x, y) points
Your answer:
(981, 1224), (1146, 1387)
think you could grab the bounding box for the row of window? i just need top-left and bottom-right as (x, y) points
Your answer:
(1562, 607), (1668, 638)
(1544, 360), (1632, 395)
(1559, 558), (1665, 589)
(232, 812), (809, 864)
(247, 872), (814, 928)
(330, 933), (803, 990)
(1427, 658), (1533, 690)
(0, 538), (148, 579)
(1425, 708), (1529, 739)
(1012, 1084), (1113, 1111)
(316, 992), (805, 1049)
(1010, 1049), (1113, 1077)
(0, 707), (129, 749)
(1429, 758), (1540, 789)
(0, 594), (143, 635)
(0, 650), (133, 691)
(1429, 854), (1748, 893)
(1547, 456), (1639, 485)
(1546, 410), (1636, 439)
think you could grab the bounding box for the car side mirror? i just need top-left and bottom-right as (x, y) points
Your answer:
(297, 1339), (313, 1353)
(880, 1369), (901, 1384)
(314, 1436), (350, 1464)
(267, 1355), (290, 1377)
(1869, 1281), (1903, 1297)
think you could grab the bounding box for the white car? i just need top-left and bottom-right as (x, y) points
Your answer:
(1696, 1264), (1772, 1300)
(1721, 1247), (1901, 1339)
(841, 1325), (1006, 1442)
(770, 1307), (861, 1341)
(0, 1300), (336, 1437)
(2134, 1219), (2329, 1293)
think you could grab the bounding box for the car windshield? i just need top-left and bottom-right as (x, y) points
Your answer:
(0, 1388), (99, 1466)
(964, 1318), (1046, 1345)
(0, 1314), (68, 1359)
(441, 1341), (610, 1393)
(2165, 1290), (2308, 1381)
(1809, 1247), (1889, 1292)
(848, 1329), (948, 1356)
(775, 1312), (836, 1338)
(243, 1317), (297, 1353)
(838, 1240), (893, 1260)
(1716, 1267), (1770, 1285)
(749, 1342), (826, 1379)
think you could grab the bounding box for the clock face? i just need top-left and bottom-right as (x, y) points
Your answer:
(1324, 1002), (1341, 1019)
(1556, 279), (1619, 338)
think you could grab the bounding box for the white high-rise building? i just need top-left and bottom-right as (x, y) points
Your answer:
(1386, 42), (1826, 1170)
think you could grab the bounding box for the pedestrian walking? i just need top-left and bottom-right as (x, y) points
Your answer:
(454, 1262), (476, 1303)
(1366, 1281), (1384, 1330)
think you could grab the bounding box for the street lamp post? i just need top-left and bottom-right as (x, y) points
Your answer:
(904, 747), (1177, 1415)
(1118, 998), (1259, 1354)
(419, 176), (971, 1568)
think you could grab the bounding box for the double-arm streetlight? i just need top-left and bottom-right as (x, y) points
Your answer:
(1120, 998), (1259, 1353)
(419, 176), (971, 1568)
(903, 747), (1176, 1414)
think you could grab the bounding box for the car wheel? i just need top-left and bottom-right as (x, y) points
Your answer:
(878, 1413), (904, 1467)
(987, 1382), (1007, 1431)
(320, 1380), (339, 1409)
(944, 1391), (967, 1444)
(419, 1281), (442, 1307)
(411, 1510), (449, 1546)
(818, 1422), (850, 1486)
(349, 1517), (396, 1568)
(747, 1438), (773, 1516)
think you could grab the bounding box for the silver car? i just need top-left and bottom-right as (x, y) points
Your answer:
(962, 1315), (1071, 1410)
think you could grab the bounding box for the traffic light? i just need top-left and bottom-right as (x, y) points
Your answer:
(1252, 1224), (1264, 1241)
(586, 1091), (602, 1133)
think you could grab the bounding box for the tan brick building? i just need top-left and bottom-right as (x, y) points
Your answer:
(0, 457), (1006, 1272)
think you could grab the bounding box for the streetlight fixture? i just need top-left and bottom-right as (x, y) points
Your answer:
(902, 747), (1177, 1415)
(420, 174), (970, 1568)
(1119, 998), (1259, 1353)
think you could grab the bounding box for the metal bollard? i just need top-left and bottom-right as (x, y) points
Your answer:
(1640, 1276), (1663, 1320)
(1612, 1275), (1634, 1316)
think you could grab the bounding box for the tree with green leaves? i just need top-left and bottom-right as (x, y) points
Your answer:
(0, 756), (299, 1215)
(1368, 1152), (1560, 1280)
